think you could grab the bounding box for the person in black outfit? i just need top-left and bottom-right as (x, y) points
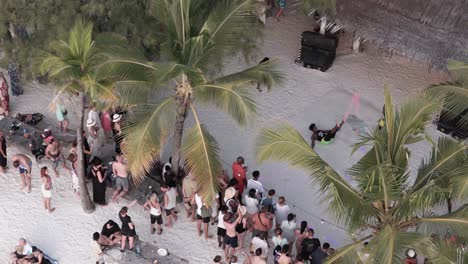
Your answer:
(308, 238), (327, 264)
(99, 220), (122, 246)
(300, 229), (316, 260)
(0, 131), (7, 173)
(89, 157), (106, 205)
(119, 206), (136, 252)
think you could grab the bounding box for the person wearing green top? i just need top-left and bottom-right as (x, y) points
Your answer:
(55, 102), (69, 132)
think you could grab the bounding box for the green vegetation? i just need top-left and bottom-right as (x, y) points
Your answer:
(256, 88), (468, 263)
(100, 0), (283, 203)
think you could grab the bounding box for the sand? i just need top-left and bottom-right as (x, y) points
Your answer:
(0, 14), (450, 263)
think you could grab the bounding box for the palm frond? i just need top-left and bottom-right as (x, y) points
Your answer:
(417, 205), (468, 238)
(192, 0), (261, 67)
(365, 226), (433, 264)
(426, 60), (468, 129)
(323, 235), (370, 264)
(255, 124), (375, 229)
(122, 98), (176, 184)
(300, 0), (337, 16)
(412, 136), (468, 194)
(182, 105), (222, 204)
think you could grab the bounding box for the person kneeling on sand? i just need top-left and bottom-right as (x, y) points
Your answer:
(99, 220), (122, 246)
(309, 120), (344, 149)
(11, 154), (32, 193)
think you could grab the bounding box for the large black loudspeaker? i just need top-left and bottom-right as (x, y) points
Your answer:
(300, 31), (338, 72)
(436, 108), (468, 139)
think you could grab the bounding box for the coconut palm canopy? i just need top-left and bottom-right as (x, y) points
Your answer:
(255, 88), (468, 263)
(38, 21), (121, 213)
(98, 0), (283, 203)
(426, 60), (468, 130)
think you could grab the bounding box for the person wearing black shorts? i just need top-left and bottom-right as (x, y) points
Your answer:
(119, 206), (136, 252)
(223, 212), (243, 260)
(144, 193), (163, 235)
(309, 120), (344, 148)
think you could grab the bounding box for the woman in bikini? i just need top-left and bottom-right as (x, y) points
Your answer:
(143, 193), (163, 235)
(40, 167), (55, 213)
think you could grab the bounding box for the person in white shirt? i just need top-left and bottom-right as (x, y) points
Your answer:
(10, 238), (33, 263)
(251, 232), (269, 261)
(280, 213), (297, 255)
(244, 188), (259, 230)
(217, 205), (228, 249)
(274, 196), (290, 228)
(193, 193), (212, 240)
(246, 170), (265, 200)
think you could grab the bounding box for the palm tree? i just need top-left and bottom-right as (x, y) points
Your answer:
(426, 59), (468, 130)
(39, 21), (118, 213)
(255, 88), (468, 263)
(99, 0), (283, 203)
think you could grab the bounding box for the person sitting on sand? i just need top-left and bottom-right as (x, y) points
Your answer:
(212, 255), (223, 264)
(309, 120), (344, 149)
(99, 220), (122, 246)
(29, 246), (52, 264)
(92, 232), (104, 264)
(144, 193), (164, 235)
(111, 153), (129, 203)
(10, 238), (33, 263)
(45, 138), (69, 177)
(11, 153), (32, 193)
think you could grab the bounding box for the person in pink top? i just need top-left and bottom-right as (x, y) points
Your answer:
(100, 110), (112, 142)
(232, 156), (247, 198)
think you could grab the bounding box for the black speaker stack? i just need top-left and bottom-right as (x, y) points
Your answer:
(298, 31), (338, 72)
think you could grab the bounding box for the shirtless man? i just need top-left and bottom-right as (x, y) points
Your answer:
(223, 212), (243, 261)
(111, 154), (129, 203)
(11, 154), (32, 192)
(248, 248), (267, 264)
(45, 138), (69, 177)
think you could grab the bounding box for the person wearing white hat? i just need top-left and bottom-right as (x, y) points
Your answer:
(86, 118), (102, 162)
(112, 113), (123, 154)
(224, 187), (239, 214)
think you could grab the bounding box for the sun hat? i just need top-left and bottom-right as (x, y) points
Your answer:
(157, 248), (168, 256)
(224, 187), (236, 200)
(86, 119), (96, 127)
(238, 206), (247, 216)
(112, 113), (122, 123)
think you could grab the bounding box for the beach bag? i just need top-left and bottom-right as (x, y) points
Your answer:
(200, 205), (212, 218)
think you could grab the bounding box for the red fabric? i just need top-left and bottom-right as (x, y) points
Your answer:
(232, 162), (246, 194)
(404, 259), (417, 264)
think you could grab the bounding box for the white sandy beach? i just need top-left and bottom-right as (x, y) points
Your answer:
(0, 14), (452, 263)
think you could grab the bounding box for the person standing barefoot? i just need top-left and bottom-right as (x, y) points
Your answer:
(11, 154), (32, 192)
(111, 154), (129, 203)
(40, 167), (55, 213)
(119, 206), (136, 252)
(144, 193), (164, 235)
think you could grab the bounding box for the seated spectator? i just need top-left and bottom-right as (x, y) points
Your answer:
(99, 220), (122, 246)
(10, 238), (33, 263)
(212, 255), (223, 264)
(92, 232), (104, 264)
(30, 246), (52, 264)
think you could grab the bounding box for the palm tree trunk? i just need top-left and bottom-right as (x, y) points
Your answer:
(447, 197), (452, 214)
(170, 98), (188, 178)
(77, 92), (95, 213)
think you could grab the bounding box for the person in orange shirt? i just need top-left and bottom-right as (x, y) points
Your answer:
(232, 156), (247, 197)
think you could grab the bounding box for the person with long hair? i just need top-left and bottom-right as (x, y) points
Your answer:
(295, 221), (308, 257)
(89, 157), (106, 205)
(40, 167), (55, 213)
(67, 153), (79, 195)
(143, 193), (163, 235)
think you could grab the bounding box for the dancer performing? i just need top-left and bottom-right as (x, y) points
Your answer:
(309, 120), (344, 149)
